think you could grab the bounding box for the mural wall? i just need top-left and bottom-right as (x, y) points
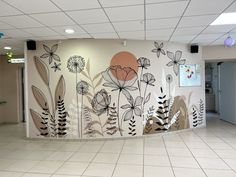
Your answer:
(25, 39), (205, 139)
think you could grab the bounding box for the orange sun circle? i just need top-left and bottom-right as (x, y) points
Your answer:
(110, 51), (139, 81)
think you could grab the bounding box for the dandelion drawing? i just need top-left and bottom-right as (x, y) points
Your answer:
(166, 74), (173, 98)
(67, 55), (85, 138)
(76, 80), (89, 138)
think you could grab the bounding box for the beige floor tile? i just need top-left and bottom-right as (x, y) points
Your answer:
(113, 164), (143, 177)
(170, 156), (200, 168)
(173, 167), (206, 177)
(93, 153), (119, 164)
(144, 166), (174, 177)
(83, 163), (115, 177)
(29, 161), (63, 174)
(196, 157), (230, 170)
(204, 169), (236, 177)
(144, 155), (170, 166)
(118, 154), (143, 165)
(55, 162), (89, 176)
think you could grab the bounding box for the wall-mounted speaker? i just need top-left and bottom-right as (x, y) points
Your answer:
(27, 40), (36, 50)
(190, 44), (199, 53)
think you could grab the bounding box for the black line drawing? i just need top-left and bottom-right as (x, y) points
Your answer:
(128, 116), (136, 136)
(40, 44), (60, 65)
(102, 65), (138, 136)
(166, 50), (186, 76)
(51, 62), (61, 72)
(76, 80), (89, 138)
(198, 99), (204, 126)
(166, 74), (173, 98)
(192, 106), (198, 127)
(151, 41), (166, 58)
(67, 55), (85, 138)
(31, 56), (68, 137)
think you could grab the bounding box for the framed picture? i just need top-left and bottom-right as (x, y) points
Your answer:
(179, 64), (201, 87)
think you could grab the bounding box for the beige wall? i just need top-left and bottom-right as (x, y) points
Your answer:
(203, 45), (236, 61)
(0, 55), (23, 123)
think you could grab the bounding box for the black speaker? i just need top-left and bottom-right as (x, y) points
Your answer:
(190, 45), (199, 53)
(27, 40), (36, 50)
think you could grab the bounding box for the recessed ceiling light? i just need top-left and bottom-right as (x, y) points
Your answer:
(211, 12), (236, 25)
(4, 46), (12, 50)
(65, 28), (75, 34)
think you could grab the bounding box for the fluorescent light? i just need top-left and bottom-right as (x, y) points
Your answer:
(4, 46), (11, 50)
(211, 12), (236, 25)
(65, 28), (75, 34)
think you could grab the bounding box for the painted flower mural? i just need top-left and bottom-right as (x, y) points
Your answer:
(152, 41), (166, 58)
(40, 44), (60, 64)
(137, 57), (150, 69)
(76, 80), (89, 95)
(67, 55), (85, 73)
(166, 50), (186, 76)
(141, 73), (156, 86)
(91, 89), (111, 116)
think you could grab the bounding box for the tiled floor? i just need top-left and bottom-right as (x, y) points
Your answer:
(0, 114), (236, 177)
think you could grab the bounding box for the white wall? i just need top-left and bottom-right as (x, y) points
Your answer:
(220, 62), (236, 124)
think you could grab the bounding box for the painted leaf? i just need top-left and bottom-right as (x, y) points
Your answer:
(51, 44), (58, 53)
(34, 56), (49, 86)
(30, 109), (48, 135)
(144, 93), (151, 104)
(86, 95), (92, 104)
(95, 77), (103, 88)
(32, 86), (48, 110)
(86, 59), (90, 75)
(80, 70), (89, 79)
(84, 121), (101, 130)
(93, 73), (101, 81)
(55, 75), (66, 109)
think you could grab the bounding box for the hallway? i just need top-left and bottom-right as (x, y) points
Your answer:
(0, 114), (236, 177)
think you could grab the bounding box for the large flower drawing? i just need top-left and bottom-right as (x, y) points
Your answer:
(40, 44), (60, 64)
(141, 73), (156, 86)
(151, 41), (166, 58)
(102, 65), (138, 92)
(121, 96), (143, 121)
(166, 50), (186, 76)
(137, 57), (150, 69)
(91, 89), (111, 116)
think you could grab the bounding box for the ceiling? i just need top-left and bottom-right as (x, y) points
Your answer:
(1, 0), (236, 55)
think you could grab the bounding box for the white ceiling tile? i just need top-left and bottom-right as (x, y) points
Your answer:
(100, 0), (143, 7)
(174, 27), (205, 36)
(202, 25), (236, 34)
(0, 21), (15, 30)
(81, 23), (115, 33)
(0, 1), (22, 16)
(146, 28), (174, 37)
(178, 15), (218, 28)
(113, 20), (144, 32)
(51, 25), (86, 35)
(184, 0), (234, 16)
(1, 29), (32, 38)
(0, 15), (43, 28)
(67, 9), (109, 24)
(6, 0), (60, 14)
(31, 36), (67, 41)
(64, 33), (91, 39)
(119, 30), (144, 40)
(192, 34), (223, 44)
(30, 12), (75, 26)
(146, 18), (179, 30)
(225, 1), (236, 12)
(146, 0), (184, 3)
(170, 35), (196, 43)
(51, 0), (100, 10)
(23, 27), (59, 37)
(146, 1), (188, 19)
(146, 36), (169, 41)
(105, 5), (144, 22)
(91, 32), (119, 39)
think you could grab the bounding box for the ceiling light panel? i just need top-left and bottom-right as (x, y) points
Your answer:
(99, 0), (143, 7)
(146, 18), (179, 30)
(184, 0), (234, 16)
(211, 13), (236, 25)
(203, 25), (236, 34)
(178, 15), (218, 28)
(30, 12), (75, 26)
(0, 1), (22, 17)
(51, 0), (100, 11)
(0, 15), (43, 28)
(51, 26), (86, 35)
(81, 23), (115, 33)
(6, 0), (60, 14)
(146, 1), (189, 19)
(113, 20), (144, 32)
(67, 9), (109, 24)
(105, 5), (144, 22)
